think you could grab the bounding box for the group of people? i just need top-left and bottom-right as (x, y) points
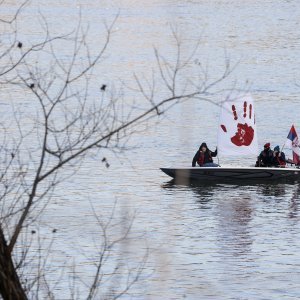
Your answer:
(192, 142), (287, 168)
(255, 142), (287, 167)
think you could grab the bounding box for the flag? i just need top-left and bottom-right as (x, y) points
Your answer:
(286, 125), (300, 164)
(293, 152), (300, 165)
(218, 94), (258, 156)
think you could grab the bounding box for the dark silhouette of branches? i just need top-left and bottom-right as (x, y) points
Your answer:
(0, 2), (236, 299)
(0, 1), (29, 24)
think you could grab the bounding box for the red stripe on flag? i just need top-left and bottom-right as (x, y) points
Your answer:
(293, 151), (300, 165)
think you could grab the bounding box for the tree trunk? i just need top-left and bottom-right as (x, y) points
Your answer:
(0, 228), (27, 300)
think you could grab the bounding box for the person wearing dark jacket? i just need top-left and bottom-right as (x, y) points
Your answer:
(272, 145), (286, 167)
(192, 143), (219, 167)
(256, 142), (274, 167)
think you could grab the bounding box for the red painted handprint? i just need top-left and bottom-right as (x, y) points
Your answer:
(221, 100), (254, 147)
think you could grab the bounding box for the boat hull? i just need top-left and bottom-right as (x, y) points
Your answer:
(160, 167), (300, 183)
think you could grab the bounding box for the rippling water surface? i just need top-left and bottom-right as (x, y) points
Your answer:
(2, 0), (300, 299)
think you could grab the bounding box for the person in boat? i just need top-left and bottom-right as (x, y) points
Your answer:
(256, 142), (274, 167)
(272, 145), (287, 167)
(192, 142), (219, 167)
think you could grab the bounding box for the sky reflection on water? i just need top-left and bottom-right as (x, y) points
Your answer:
(160, 180), (300, 299)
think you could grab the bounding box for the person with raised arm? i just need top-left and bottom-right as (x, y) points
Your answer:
(192, 143), (219, 167)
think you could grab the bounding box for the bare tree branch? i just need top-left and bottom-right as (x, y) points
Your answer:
(0, 2), (236, 299)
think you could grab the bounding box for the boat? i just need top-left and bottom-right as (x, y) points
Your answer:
(160, 94), (300, 183)
(160, 166), (300, 183)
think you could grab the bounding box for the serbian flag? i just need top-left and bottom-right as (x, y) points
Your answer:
(286, 125), (300, 164)
(218, 94), (258, 156)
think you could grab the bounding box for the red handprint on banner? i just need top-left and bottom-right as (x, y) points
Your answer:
(221, 100), (254, 147)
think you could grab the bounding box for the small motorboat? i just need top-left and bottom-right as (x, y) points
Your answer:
(160, 166), (300, 183)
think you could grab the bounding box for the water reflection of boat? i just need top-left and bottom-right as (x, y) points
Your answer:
(160, 166), (300, 183)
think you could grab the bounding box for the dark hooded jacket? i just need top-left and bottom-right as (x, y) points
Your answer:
(192, 143), (218, 167)
(257, 146), (273, 167)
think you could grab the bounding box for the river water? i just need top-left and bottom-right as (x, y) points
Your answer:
(1, 0), (300, 299)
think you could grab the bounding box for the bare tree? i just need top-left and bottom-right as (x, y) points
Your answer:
(0, 2), (236, 299)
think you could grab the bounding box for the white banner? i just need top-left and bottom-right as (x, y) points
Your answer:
(217, 94), (258, 156)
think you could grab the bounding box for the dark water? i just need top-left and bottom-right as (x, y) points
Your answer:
(2, 0), (300, 299)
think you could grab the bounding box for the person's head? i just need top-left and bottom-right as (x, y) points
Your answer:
(274, 145), (280, 153)
(199, 142), (207, 152)
(264, 142), (270, 151)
